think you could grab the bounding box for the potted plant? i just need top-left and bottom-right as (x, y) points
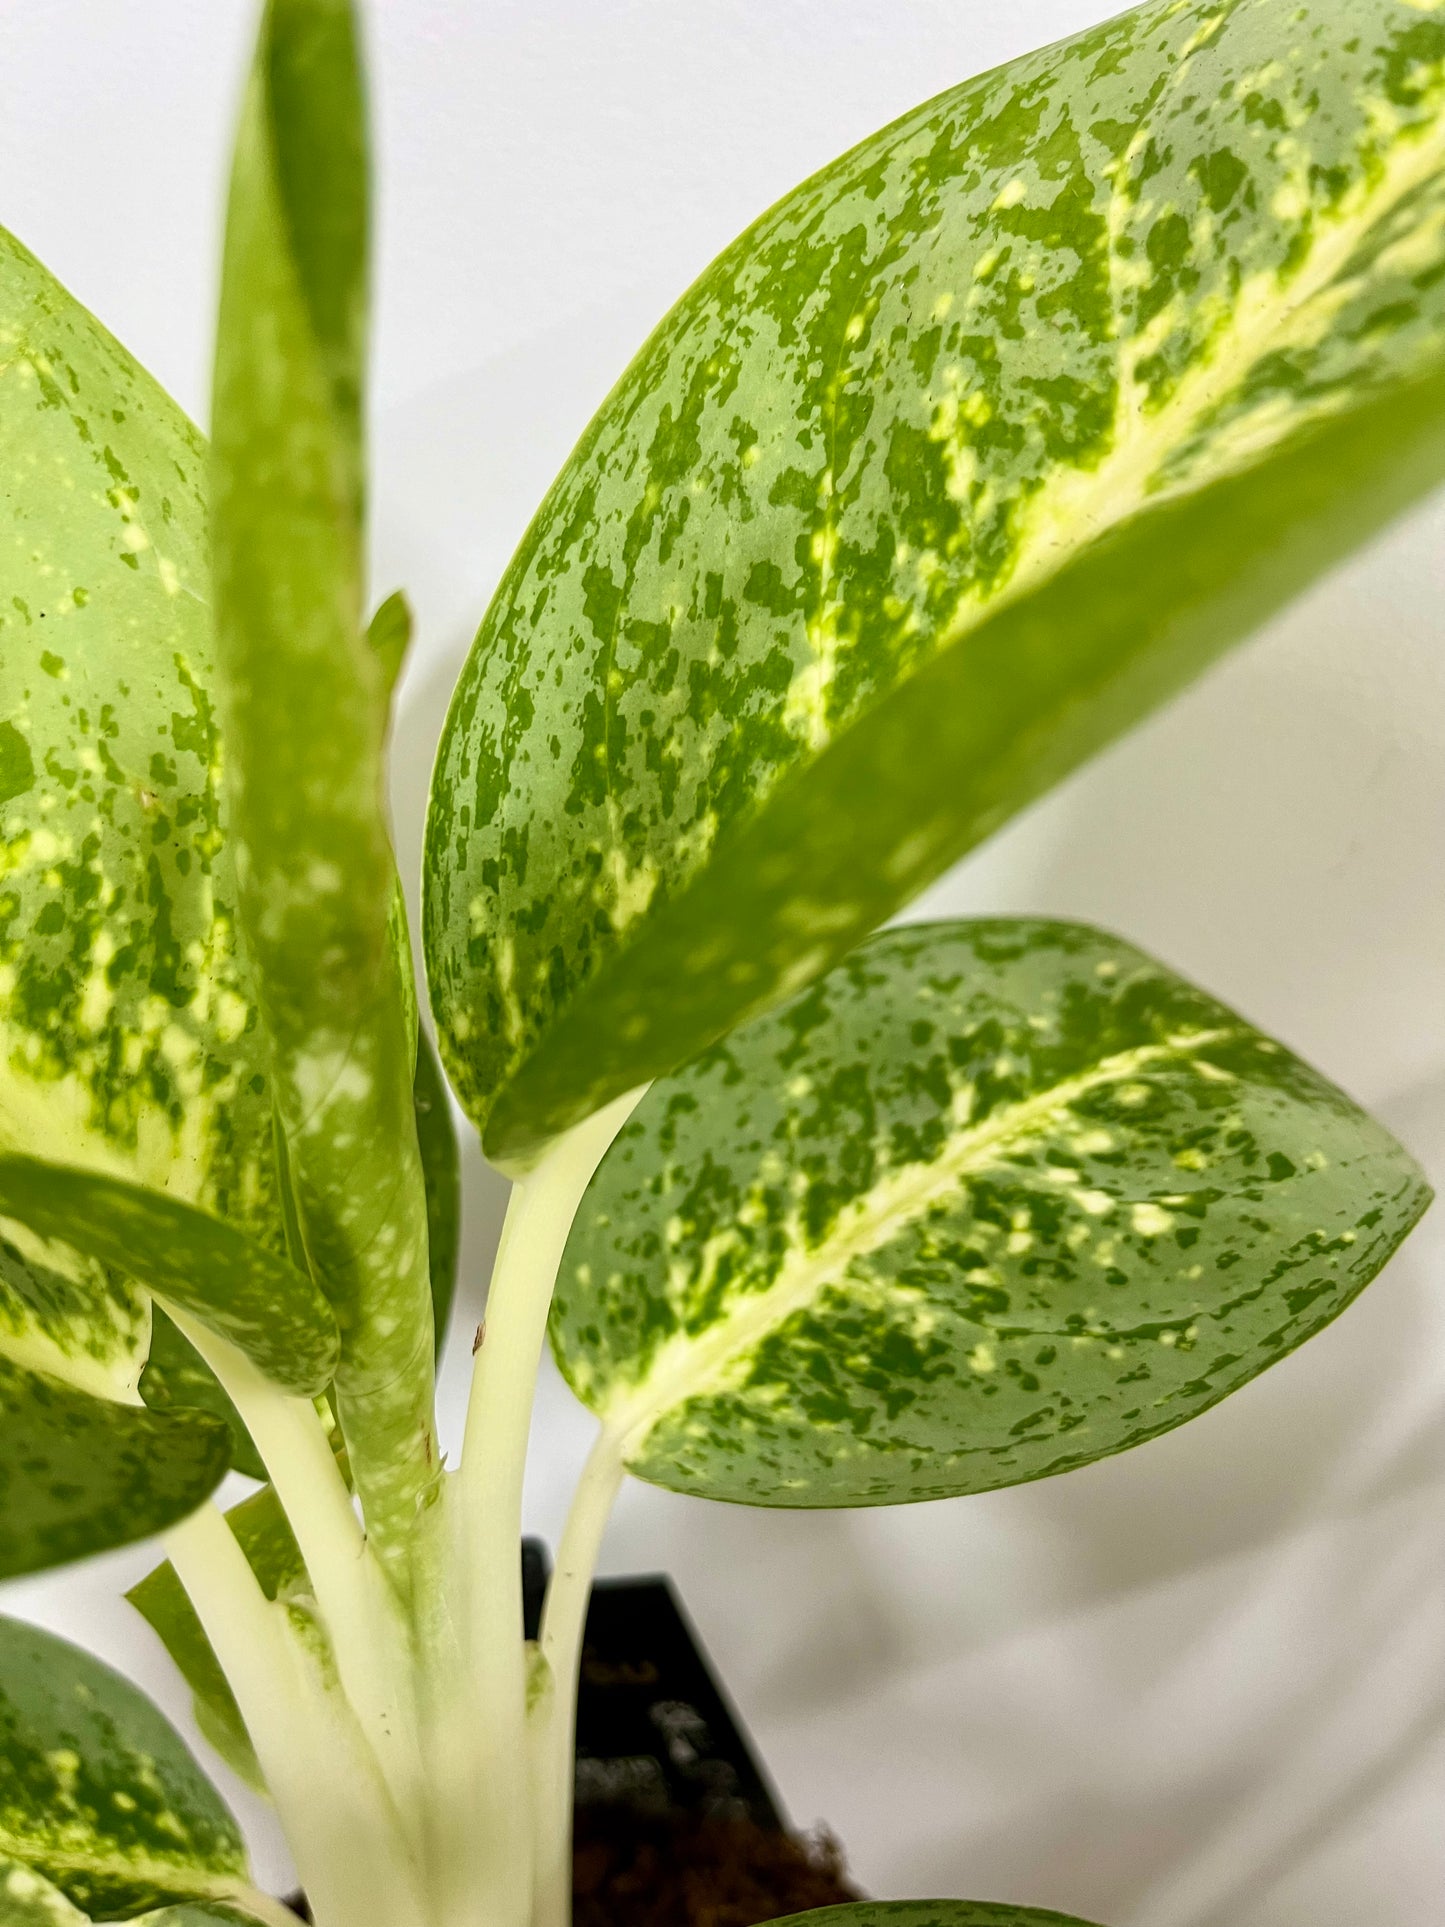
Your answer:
(0, 0), (1439, 1923)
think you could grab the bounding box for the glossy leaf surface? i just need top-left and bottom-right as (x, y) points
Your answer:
(211, 0), (437, 1565)
(766, 1906), (1104, 1926)
(0, 1357), (227, 1578)
(0, 1617), (246, 1916)
(553, 922), (1430, 1506)
(428, 0), (1445, 1162)
(0, 1159), (335, 1395)
(129, 1485), (309, 1793)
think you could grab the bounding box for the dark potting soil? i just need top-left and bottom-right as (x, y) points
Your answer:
(572, 1806), (858, 1927)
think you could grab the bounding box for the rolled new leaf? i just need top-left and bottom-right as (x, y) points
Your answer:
(427, 0), (1445, 1162)
(764, 1906), (1104, 1926)
(0, 1357), (227, 1578)
(0, 1157), (336, 1395)
(552, 922), (1430, 1506)
(210, 0), (438, 1568)
(0, 1617), (249, 1917)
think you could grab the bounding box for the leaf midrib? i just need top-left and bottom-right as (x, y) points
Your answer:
(604, 1025), (1237, 1451)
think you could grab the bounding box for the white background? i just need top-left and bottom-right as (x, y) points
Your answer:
(3, 4), (1443, 1922)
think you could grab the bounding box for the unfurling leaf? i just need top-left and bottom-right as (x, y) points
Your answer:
(0, 1158), (336, 1395)
(0, 1358), (227, 1579)
(552, 922), (1430, 1506)
(211, 0), (437, 1569)
(0, 1617), (248, 1917)
(427, 0), (1445, 1163)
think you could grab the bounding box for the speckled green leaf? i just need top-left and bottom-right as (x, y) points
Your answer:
(211, 0), (437, 1570)
(427, 0), (1445, 1163)
(0, 1216), (147, 1407)
(0, 1158), (335, 1395)
(138, 1311), (265, 1485)
(128, 1484), (311, 1794)
(0, 221), (290, 1458)
(765, 1906), (1104, 1927)
(0, 1616), (247, 1917)
(553, 922), (1431, 1506)
(0, 1357), (227, 1578)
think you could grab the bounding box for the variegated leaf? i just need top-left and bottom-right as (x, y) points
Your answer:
(0, 224), (281, 1240)
(129, 1483), (312, 1793)
(0, 1159), (335, 1395)
(427, 0), (1445, 1163)
(552, 923), (1430, 1506)
(765, 1906), (1104, 1926)
(211, 0), (437, 1569)
(0, 1617), (248, 1918)
(0, 1218), (147, 1405)
(0, 1358), (227, 1578)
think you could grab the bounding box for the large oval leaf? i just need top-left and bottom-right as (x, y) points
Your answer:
(766, 1907), (1104, 1926)
(0, 1158), (335, 1395)
(426, 0), (1445, 1163)
(551, 922), (1431, 1506)
(0, 226), (279, 1237)
(0, 1357), (227, 1577)
(0, 1616), (247, 1917)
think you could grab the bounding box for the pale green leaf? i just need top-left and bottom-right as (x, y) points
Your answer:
(426, 0), (1445, 1163)
(129, 1485), (312, 1795)
(764, 1906), (1105, 1926)
(0, 1158), (335, 1395)
(552, 922), (1431, 1506)
(210, 0), (437, 1570)
(0, 1357), (227, 1579)
(0, 1617), (247, 1917)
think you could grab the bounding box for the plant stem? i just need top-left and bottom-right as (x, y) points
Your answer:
(533, 1423), (625, 1927)
(452, 1088), (643, 1927)
(166, 1308), (426, 1851)
(164, 1502), (429, 1927)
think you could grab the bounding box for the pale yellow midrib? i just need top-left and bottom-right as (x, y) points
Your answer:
(934, 102), (1445, 651)
(605, 1026), (1236, 1452)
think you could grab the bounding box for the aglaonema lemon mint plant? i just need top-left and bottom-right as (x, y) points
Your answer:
(0, 1), (1440, 1924)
